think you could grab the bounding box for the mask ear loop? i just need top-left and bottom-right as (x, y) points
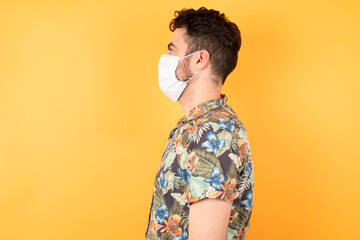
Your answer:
(181, 50), (200, 83)
(184, 70), (199, 83)
(180, 50), (201, 60)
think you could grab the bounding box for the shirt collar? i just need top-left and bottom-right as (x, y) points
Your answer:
(177, 94), (228, 125)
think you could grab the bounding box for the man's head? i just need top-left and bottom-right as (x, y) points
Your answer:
(169, 7), (241, 85)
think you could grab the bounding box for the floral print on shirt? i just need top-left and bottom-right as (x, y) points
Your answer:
(145, 94), (254, 240)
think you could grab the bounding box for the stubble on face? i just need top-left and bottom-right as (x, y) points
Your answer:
(175, 56), (193, 82)
(171, 28), (196, 82)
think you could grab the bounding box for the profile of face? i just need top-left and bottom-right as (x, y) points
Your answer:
(166, 28), (199, 82)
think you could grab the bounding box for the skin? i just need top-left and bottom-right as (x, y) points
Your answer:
(166, 27), (223, 117)
(165, 27), (232, 240)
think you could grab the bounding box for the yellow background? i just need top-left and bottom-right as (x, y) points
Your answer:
(0, 0), (359, 239)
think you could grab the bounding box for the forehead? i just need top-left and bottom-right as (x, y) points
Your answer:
(169, 28), (188, 50)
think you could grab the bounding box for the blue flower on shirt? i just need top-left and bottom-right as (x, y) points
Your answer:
(173, 230), (188, 240)
(203, 166), (225, 190)
(177, 168), (192, 184)
(240, 191), (253, 210)
(219, 119), (236, 133)
(201, 131), (226, 155)
(154, 203), (170, 223)
(158, 170), (168, 192)
(245, 162), (253, 174)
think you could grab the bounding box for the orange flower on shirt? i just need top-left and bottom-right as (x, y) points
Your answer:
(182, 122), (196, 133)
(145, 94), (253, 240)
(211, 111), (230, 119)
(155, 214), (182, 236)
(190, 106), (206, 118)
(185, 152), (199, 172)
(148, 215), (155, 234)
(184, 191), (199, 204)
(182, 118), (208, 133)
(208, 178), (239, 202)
(237, 139), (248, 156)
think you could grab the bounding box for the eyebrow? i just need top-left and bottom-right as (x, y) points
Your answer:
(167, 42), (176, 50)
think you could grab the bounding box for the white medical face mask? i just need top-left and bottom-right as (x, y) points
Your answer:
(158, 51), (200, 102)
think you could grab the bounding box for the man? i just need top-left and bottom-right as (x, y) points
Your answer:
(145, 7), (254, 240)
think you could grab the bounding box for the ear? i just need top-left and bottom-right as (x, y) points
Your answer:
(194, 49), (210, 70)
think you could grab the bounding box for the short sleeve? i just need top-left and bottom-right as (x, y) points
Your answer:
(183, 120), (251, 207)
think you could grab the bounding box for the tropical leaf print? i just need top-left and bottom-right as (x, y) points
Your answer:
(237, 164), (253, 198)
(228, 153), (242, 169)
(180, 215), (189, 233)
(170, 193), (188, 206)
(179, 151), (188, 169)
(163, 171), (175, 194)
(145, 94), (253, 240)
(192, 122), (211, 144)
(173, 176), (182, 191)
(230, 136), (240, 152)
(208, 121), (221, 132)
(192, 148), (220, 167)
(190, 155), (213, 177)
(189, 175), (211, 199)
(226, 227), (239, 240)
(238, 127), (251, 151)
(215, 130), (232, 157)
(164, 152), (176, 171)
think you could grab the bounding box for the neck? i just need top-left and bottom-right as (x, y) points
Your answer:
(178, 82), (222, 117)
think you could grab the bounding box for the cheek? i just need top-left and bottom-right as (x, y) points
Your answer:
(175, 62), (185, 79)
(177, 60), (191, 76)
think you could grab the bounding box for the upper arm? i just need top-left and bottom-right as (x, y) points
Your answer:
(183, 117), (249, 239)
(189, 198), (232, 240)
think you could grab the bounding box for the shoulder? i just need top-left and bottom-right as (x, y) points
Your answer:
(184, 104), (251, 158)
(184, 107), (238, 149)
(194, 104), (247, 138)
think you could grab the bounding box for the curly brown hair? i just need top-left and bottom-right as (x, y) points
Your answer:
(169, 7), (241, 84)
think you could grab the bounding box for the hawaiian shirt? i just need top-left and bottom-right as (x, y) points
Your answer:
(145, 94), (254, 240)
